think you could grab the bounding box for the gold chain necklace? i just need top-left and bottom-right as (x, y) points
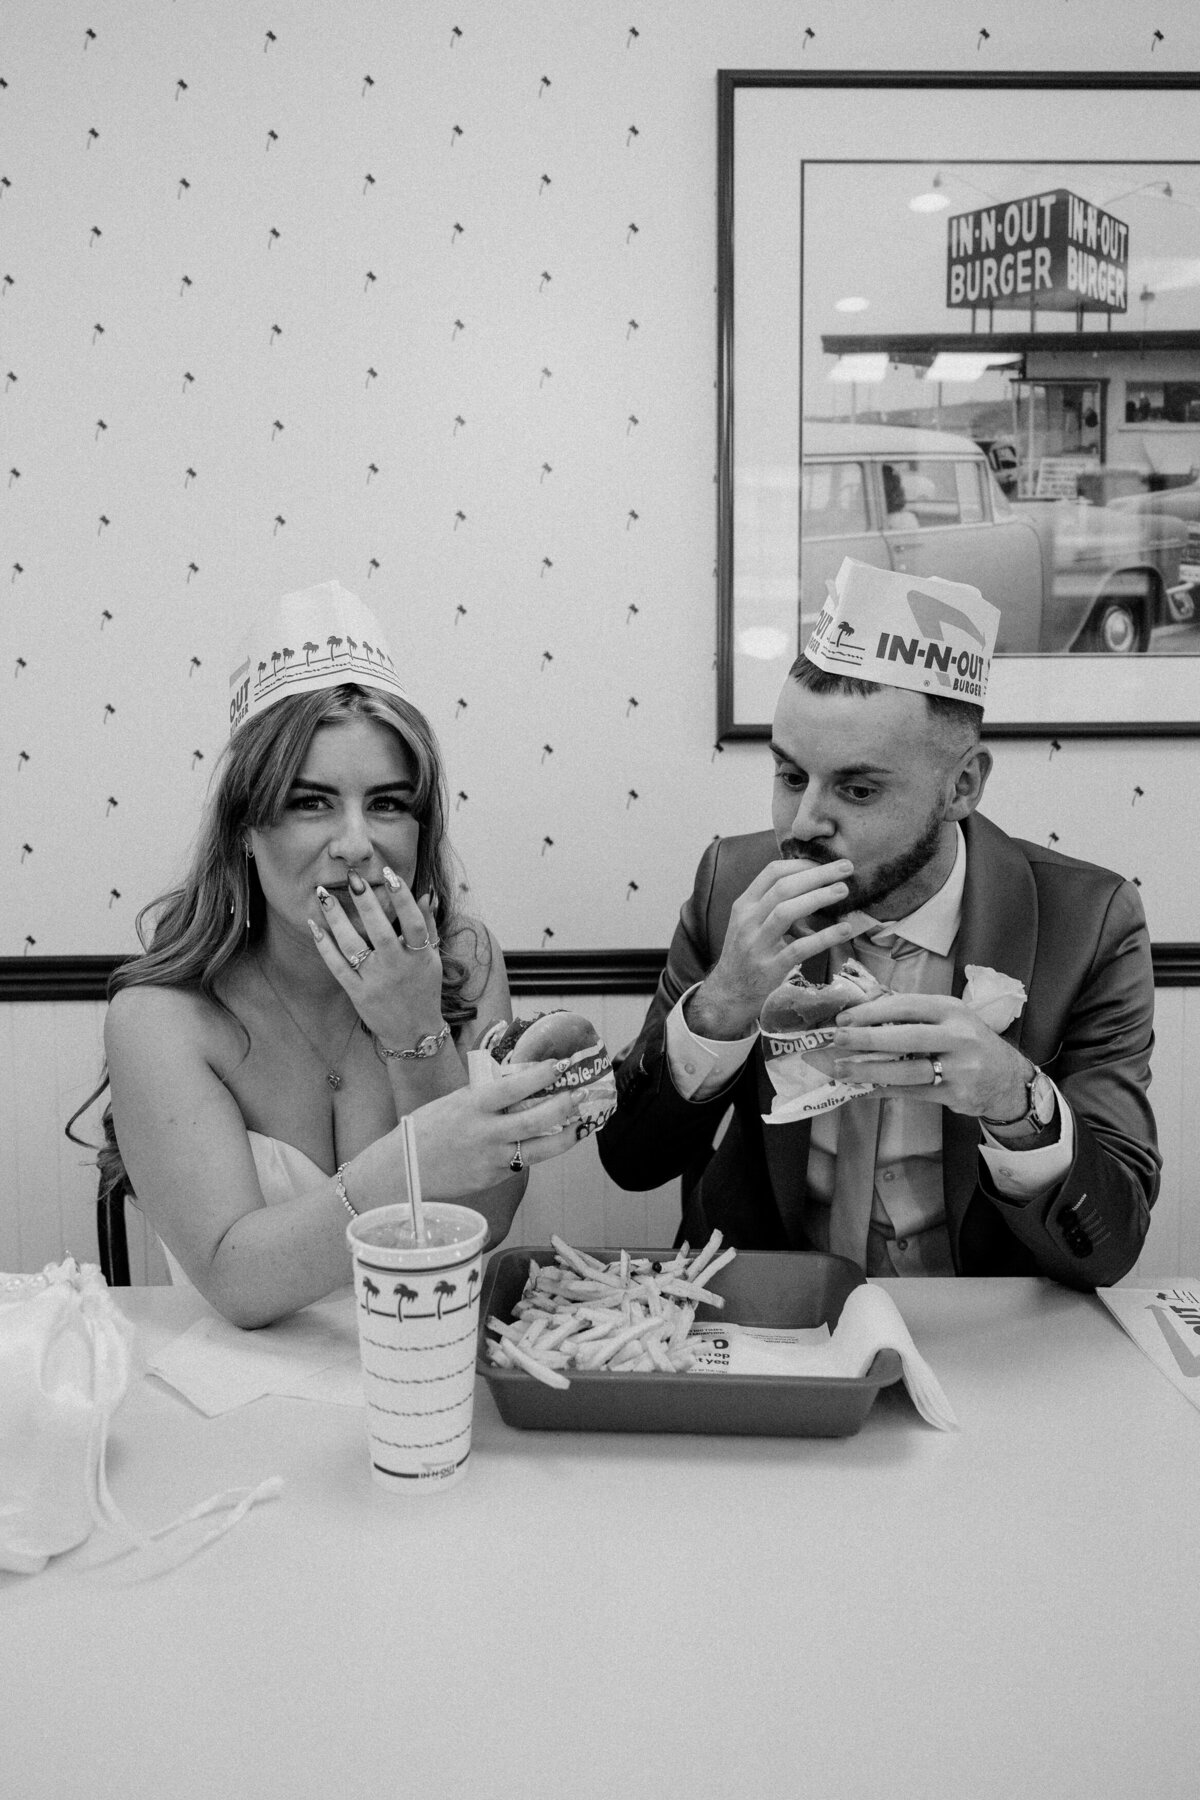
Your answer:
(255, 959), (361, 1091)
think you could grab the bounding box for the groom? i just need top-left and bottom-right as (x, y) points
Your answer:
(599, 561), (1159, 1288)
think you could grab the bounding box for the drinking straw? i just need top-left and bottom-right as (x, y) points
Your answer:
(400, 1114), (427, 1246)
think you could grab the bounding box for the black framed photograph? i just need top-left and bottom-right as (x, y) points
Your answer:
(717, 71), (1200, 738)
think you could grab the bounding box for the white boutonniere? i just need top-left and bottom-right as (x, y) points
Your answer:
(962, 964), (1027, 1032)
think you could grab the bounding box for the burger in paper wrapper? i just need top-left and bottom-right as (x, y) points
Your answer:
(475, 1012), (617, 1138)
(758, 958), (891, 1123)
(758, 958), (1030, 1124)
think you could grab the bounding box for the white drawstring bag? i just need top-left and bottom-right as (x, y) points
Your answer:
(1, 1259), (280, 1577)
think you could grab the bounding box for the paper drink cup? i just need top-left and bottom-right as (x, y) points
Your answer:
(346, 1202), (489, 1492)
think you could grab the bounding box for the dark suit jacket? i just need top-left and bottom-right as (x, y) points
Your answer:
(598, 812), (1160, 1288)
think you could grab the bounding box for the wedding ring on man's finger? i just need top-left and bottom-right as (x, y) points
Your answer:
(929, 1057), (945, 1088)
(347, 947), (374, 972)
(508, 1142), (525, 1173)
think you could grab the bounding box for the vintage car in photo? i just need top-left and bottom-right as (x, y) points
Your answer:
(1104, 474), (1200, 614)
(798, 423), (1192, 655)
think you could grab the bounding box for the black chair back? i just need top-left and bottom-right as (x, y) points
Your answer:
(97, 1175), (132, 1286)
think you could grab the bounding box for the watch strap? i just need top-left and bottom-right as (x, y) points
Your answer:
(982, 1067), (1057, 1140)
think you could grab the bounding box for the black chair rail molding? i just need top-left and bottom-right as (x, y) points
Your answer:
(0, 951), (676, 1002)
(3, 946), (1199, 1002)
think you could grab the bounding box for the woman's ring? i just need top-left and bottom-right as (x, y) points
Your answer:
(929, 1057), (944, 1088)
(401, 932), (438, 953)
(508, 1143), (524, 1173)
(347, 947), (374, 972)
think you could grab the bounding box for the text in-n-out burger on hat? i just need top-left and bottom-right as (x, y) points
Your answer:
(803, 558), (1000, 706)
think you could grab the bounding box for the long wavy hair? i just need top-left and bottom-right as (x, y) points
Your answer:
(68, 684), (485, 1200)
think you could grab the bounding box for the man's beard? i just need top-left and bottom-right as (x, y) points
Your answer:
(781, 806), (945, 918)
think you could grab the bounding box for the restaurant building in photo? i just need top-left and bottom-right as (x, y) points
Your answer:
(818, 185), (1200, 497)
(821, 325), (1200, 498)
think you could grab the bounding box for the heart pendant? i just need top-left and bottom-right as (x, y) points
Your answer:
(327, 1073), (342, 1091)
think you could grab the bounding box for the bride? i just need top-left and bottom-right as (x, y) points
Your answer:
(84, 583), (587, 1326)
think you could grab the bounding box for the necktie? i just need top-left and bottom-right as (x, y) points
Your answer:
(827, 929), (916, 1269)
(827, 1091), (883, 1269)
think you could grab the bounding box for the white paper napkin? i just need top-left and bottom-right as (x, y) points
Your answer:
(690, 1285), (956, 1429)
(828, 1284), (958, 1429)
(148, 1291), (364, 1416)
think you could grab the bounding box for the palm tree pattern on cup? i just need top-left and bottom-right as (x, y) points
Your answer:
(357, 1272), (477, 1321)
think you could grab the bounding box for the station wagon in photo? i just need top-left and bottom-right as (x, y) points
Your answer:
(799, 423), (1192, 656)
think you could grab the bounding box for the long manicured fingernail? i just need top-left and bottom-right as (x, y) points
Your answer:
(382, 867), (402, 892)
(316, 885), (333, 909)
(348, 870), (366, 895)
(418, 890), (432, 911)
(308, 918), (325, 942)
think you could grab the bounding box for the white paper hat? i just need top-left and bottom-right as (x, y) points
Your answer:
(804, 558), (1000, 706)
(228, 580), (409, 736)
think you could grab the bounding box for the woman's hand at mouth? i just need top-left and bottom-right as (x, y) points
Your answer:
(307, 868), (444, 1045)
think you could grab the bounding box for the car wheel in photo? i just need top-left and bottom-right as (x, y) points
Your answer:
(1078, 582), (1151, 655)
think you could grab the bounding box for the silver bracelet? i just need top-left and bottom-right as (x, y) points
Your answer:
(372, 1021), (451, 1063)
(334, 1162), (358, 1219)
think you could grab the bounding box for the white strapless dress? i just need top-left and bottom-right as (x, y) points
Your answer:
(159, 1131), (330, 1291)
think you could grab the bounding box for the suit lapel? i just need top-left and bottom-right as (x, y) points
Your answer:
(954, 812), (1038, 1049)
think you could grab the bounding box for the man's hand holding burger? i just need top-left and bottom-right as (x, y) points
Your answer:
(685, 858), (857, 1041)
(829, 991), (1032, 1121)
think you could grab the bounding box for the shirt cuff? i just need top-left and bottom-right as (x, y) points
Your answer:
(664, 985), (757, 1101)
(978, 1082), (1075, 1199)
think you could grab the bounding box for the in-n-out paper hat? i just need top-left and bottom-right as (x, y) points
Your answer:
(228, 580), (409, 736)
(804, 558), (1000, 706)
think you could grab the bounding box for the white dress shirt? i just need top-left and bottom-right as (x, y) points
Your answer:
(664, 825), (1075, 1273)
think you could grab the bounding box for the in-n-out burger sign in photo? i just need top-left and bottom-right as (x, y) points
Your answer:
(945, 187), (1129, 313)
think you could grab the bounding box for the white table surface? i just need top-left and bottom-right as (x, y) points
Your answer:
(4, 1276), (1199, 1800)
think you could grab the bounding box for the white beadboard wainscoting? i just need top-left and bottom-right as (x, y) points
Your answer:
(3, 985), (1198, 1286)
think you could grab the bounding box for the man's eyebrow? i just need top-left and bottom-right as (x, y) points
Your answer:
(767, 744), (891, 779)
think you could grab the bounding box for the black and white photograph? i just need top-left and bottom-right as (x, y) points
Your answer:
(721, 72), (1200, 733)
(3, 8), (1199, 1797)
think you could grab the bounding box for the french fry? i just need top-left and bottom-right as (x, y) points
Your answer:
(504, 1340), (571, 1390)
(484, 1234), (735, 1390)
(686, 1229), (726, 1282)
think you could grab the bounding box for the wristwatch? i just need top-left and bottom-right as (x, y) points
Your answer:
(371, 1022), (451, 1063)
(982, 1064), (1057, 1140)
